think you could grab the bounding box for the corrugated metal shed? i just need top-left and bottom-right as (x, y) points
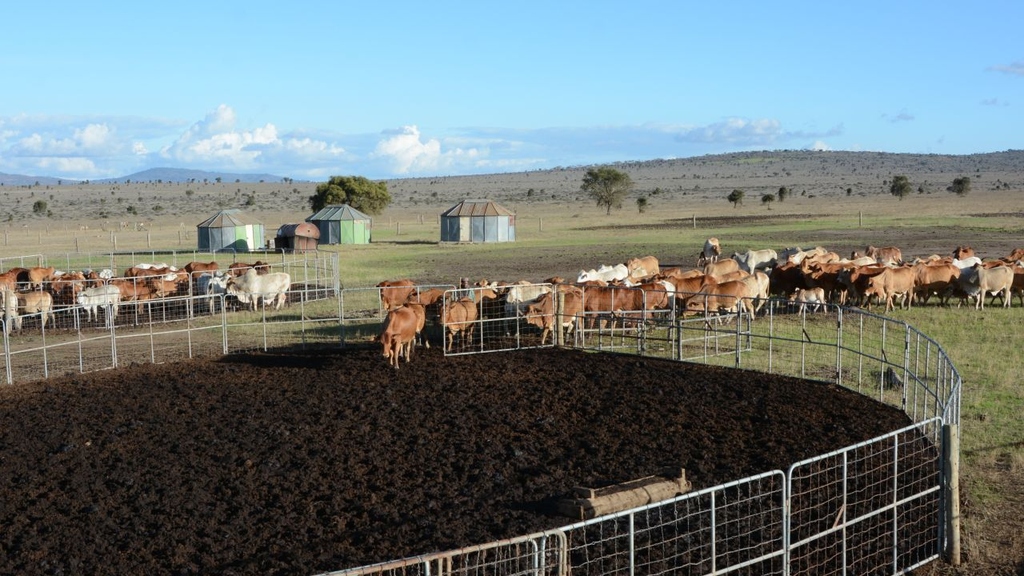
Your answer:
(439, 199), (516, 243)
(305, 204), (372, 244)
(440, 199), (515, 217)
(196, 209), (265, 252)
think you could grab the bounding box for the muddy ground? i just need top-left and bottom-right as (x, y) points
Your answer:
(0, 345), (926, 576)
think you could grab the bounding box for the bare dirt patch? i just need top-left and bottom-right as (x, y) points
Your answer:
(1, 346), (923, 576)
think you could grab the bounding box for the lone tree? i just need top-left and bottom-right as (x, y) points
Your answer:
(948, 176), (971, 197)
(308, 176), (392, 215)
(761, 193), (776, 207)
(727, 189), (745, 208)
(777, 186), (789, 202)
(581, 167), (633, 215)
(636, 196), (648, 214)
(889, 175), (912, 200)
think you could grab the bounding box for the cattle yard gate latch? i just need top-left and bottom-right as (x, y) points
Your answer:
(552, 468), (693, 520)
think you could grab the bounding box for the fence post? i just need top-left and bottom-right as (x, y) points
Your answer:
(554, 289), (564, 346)
(943, 424), (961, 566)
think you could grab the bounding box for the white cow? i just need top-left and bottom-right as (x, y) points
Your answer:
(789, 287), (827, 313)
(504, 281), (552, 317)
(197, 271), (230, 314)
(77, 285), (122, 323)
(952, 256), (982, 270)
(731, 249), (778, 273)
(577, 263), (629, 284)
(226, 269), (291, 311)
(698, 238), (721, 267)
(1, 287), (19, 333)
(957, 264), (1013, 310)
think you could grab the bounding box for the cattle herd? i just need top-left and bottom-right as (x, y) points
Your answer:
(0, 260), (292, 335)
(375, 239), (1024, 367)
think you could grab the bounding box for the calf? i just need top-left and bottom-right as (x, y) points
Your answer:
(379, 306), (419, 368)
(789, 287), (827, 314)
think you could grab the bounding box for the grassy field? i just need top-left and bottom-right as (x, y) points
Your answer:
(2, 151), (1022, 573)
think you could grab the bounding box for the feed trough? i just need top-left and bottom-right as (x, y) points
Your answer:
(554, 468), (693, 520)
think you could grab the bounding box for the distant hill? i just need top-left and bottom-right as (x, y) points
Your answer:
(0, 172), (74, 187)
(0, 167), (289, 186)
(95, 168), (289, 184)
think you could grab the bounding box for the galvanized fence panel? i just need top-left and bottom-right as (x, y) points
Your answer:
(786, 418), (942, 576)
(341, 284), (456, 347)
(319, 471), (787, 576)
(443, 284), (555, 356)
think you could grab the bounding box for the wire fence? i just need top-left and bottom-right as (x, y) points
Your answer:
(0, 281), (961, 576)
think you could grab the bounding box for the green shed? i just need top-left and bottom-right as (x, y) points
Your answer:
(306, 205), (372, 244)
(196, 209), (265, 253)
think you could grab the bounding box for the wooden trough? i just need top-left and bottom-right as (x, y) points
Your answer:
(554, 468), (693, 520)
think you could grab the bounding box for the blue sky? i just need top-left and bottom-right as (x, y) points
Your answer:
(1, 1), (1021, 181)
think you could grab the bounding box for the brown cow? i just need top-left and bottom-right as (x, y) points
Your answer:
(17, 291), (55, 328)
(581, 283), (664, 331)
(377, 279), (417, 311)
(952, 246), (975, 260)
(523, 288), (584, 345)
(49, 271), (88, 306)
(864, 245), (903, 266)
(27, 266), (55, 290)
(912, 261), (960, 306)
(625, 255), (660, 282)
(184, 261), (219, 280)
(862, 266), (916, 312)
(768, 262), (813, 299)
(683, 279), (755, 317)
(1005, 248), (1024, 262)
(836, 264), (889, 306)
(148, 278), (180, 298)
(379, 306), (419, 367)
(440, 297), (478, 351)
(703, 258), (741, 279)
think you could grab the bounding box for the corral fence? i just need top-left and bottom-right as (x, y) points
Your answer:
(318, 290), (962, 576)
(0, 279), (962, 575)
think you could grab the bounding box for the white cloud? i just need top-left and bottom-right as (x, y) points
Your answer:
(809, 140), (831, 151)
(76, 123), (113, 148)
(673, 118), (784, 145)
(988, 61), (1024, 76)
(36, 156), (97, 174)
(159, 105), (346, 172)
(370, 125), (500, 175)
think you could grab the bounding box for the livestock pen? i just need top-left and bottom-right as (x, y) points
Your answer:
(0, 278), (961, 576)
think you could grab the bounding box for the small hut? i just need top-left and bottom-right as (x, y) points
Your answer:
(440, 199), (516, 243)
(306, 205), (372, 245)
(274, 222), (320, 253)
(196, 209), (265, 253)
